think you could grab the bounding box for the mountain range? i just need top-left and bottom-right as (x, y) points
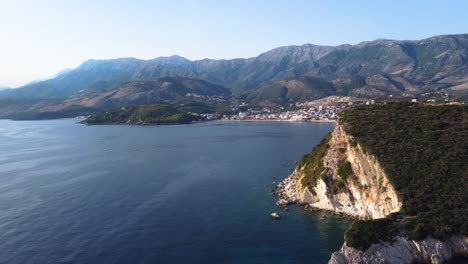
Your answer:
(1, 33), (468, 118)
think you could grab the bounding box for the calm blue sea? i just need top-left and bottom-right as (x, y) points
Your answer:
(0, 119), (350, 264)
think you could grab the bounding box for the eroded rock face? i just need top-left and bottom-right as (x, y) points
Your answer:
(279, 124), (402, 219)
(329, 236), (468, 264)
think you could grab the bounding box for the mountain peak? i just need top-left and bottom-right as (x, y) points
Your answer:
(256, 43), (339, 63)
(78, 57), (142, 68)
(149, 55), (190, 65)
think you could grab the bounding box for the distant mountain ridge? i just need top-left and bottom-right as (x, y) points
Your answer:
(1, 34), (468, 116)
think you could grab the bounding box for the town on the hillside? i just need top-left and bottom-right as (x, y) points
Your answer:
(199, 91), (464, 122)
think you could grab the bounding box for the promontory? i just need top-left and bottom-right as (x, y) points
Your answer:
(82, 103), (201, 125)
(277, 103), (467, 263)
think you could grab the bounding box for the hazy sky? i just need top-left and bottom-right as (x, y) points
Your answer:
(1, 0), (467, 87)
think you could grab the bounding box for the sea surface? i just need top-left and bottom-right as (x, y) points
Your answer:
(0, 119), (349, 264)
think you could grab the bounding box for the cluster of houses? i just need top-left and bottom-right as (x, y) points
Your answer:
(391, 92), (452, 104)
(199, 113), (222, 120)
(185, 93), (227, 103)
(222, 105), (343, 122)
(196, 92), (464, 122)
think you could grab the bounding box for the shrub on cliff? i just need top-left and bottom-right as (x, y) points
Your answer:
(345, 218), (397, 250)
(298, 132), (332, 190)
(338, 161), (353, 181)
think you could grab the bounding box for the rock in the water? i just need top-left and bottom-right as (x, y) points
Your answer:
(276, 199), (289, 207)
(271, 212), (280, 219)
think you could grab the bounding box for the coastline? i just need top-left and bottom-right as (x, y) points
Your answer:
(219, 119), (337, 123)
(274, 172), (358, 220)
(81, 118), (337, 126)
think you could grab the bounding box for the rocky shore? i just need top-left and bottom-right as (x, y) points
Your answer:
(275, 171), (354, 218)
(275, 169), (468, 264)
(274, 172), (299, 203)
(329, 236), (468, 264)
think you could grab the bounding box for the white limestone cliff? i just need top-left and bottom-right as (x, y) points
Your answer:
(329, 235), (468, 264)
(276, 124), (467, 263)
(278, 124), (401, 219)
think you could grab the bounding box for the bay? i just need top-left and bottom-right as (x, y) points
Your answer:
(0, 119), (348, 264)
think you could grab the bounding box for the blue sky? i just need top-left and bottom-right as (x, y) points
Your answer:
(1, 0), (467, 87)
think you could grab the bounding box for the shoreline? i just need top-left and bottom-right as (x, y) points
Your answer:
(274, 173), (358, 221)
(219, 119), (337, 123)
(81, 119), (207, 126)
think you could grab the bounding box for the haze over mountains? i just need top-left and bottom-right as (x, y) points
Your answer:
(1, 34), (468, 118)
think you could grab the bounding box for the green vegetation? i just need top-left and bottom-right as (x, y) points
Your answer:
(339, 103), (468, 250)
(338, 161), (353, 181)
(345, 219), (398, 251)
(297, 133), (332, 189)
(85, 104), (200, 125)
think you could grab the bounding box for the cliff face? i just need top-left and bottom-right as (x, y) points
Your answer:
(276, 120), (468, 263)
(279, 124), (402, 219)
(329, 235), (468, 264)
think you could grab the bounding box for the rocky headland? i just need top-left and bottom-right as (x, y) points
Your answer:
(276, 103), (468, 263)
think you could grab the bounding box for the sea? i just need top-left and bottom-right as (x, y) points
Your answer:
(0, 119), (351, 264)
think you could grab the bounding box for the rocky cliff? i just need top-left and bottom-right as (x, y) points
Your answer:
(277, 124), (402, 219)
(329, 236), (468, 264)
(276, 104), (468, 263)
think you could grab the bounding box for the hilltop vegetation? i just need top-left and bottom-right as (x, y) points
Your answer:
(84, 104), (200, 125)
(339, 103), (468, 250)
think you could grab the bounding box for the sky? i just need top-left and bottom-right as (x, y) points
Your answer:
(0, 0), (467, 87)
